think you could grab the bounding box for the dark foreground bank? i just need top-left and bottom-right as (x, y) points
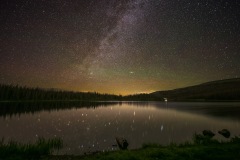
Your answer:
(0, 138), (63, 160)
(1, 134), (240, 160)
(45, 137), (240, 160)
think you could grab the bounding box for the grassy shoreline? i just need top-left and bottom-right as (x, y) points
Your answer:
(44, 135), (240, 160)
(0, 138), (63, 160)
(45, 143), (240, 160)
(1, 134), (240, 160)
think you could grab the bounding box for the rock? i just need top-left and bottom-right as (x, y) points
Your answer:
(116, 137), (129, 150)
(202, 130), (215, 138)
(218, 129), (230, 138)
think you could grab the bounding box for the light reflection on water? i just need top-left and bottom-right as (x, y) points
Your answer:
(0, 102), (240, 154)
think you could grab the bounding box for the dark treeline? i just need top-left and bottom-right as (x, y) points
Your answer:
(0, 84), (119, 101)
(123, 93), (162, 101)
(1, 77), (240, 102)
(0, 84), (161, 117)
(0, 84), (162, 101)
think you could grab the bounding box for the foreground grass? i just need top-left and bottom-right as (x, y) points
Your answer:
(1, 135), (240, 160)
(45, 135), (240, 160)
(45, 144), (240, 160)
(0, 137), (63, 160)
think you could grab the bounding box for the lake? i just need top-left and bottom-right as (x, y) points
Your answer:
(0, 102), (240, 154)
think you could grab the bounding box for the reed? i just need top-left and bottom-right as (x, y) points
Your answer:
(0, 137), (63, 159)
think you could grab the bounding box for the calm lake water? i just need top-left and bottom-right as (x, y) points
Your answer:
(0, 102), (240, 154)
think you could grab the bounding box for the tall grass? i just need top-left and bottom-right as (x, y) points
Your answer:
(0, 137), (63, 159)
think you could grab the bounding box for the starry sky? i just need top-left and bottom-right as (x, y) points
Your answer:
(1, 0), (240, 95)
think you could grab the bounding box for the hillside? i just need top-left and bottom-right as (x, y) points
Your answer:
(151, 78), (240, 101)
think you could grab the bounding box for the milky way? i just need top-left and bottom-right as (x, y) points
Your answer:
(0, 0), (240, 94)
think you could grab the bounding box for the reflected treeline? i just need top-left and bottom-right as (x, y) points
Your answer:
(0, 84), (162, 117)
(0, 101), (119, 118)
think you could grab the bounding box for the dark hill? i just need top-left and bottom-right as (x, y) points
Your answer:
(151, 78), (240, 101)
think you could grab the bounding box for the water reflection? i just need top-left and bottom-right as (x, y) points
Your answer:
(0, 102), (240, 154)
(150, 102), (240, 120)
(0, 101), (118, 118)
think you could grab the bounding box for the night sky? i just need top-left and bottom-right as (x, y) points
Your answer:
(1, 0), (240, 95)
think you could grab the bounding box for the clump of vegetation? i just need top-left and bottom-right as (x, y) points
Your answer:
(192, 132), (219, 145)
(0, 137), (63, 160)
